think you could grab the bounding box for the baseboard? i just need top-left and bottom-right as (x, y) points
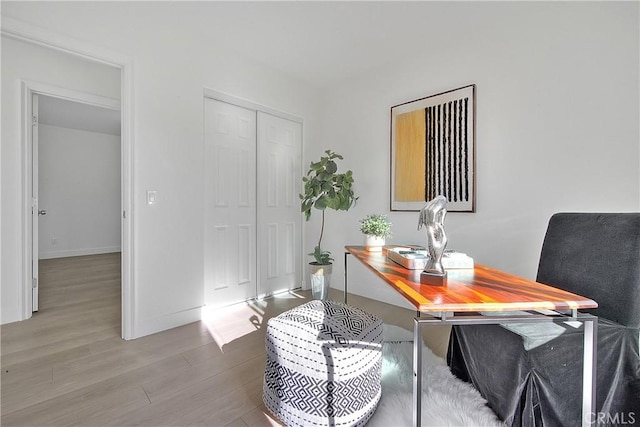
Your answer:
(39, 246), (121, 260)
(133, 306), (203, 339)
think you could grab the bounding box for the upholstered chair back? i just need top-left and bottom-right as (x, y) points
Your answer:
(536, 212), (640, 328)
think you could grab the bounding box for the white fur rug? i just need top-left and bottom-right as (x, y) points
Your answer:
(368, 325), (503, 427)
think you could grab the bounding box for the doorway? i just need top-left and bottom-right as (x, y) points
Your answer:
(5, 19), (135, 339)
(23, 80), (130, 334)
(33, 93), (122, 317)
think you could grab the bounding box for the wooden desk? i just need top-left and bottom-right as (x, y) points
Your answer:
(344, 245), (598, 427)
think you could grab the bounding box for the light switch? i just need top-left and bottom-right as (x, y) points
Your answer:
(147, 190), (157, 205)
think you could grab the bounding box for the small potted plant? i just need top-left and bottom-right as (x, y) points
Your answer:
(359, 214), (392, 252)
(300, 150), (357, 299)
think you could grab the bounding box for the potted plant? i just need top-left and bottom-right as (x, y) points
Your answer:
(359, 214), (392, 252)
(300, 150), (357, 299)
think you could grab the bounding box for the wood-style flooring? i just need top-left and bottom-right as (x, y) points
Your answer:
(1, 253), (450, 426)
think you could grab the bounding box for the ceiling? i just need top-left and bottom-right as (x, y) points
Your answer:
(3, 1), (493, 89)
(38, 95), (121, 136)
(179, 1), (474, 88)
(13, 1), (525, 135)
(127, 1), (487, 89)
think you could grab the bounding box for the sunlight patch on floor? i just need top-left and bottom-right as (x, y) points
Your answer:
(200, 290), (307, 350)
(261, 289), (307, 300)
(201, 302), (263, 350)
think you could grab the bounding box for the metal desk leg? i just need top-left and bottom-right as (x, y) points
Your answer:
(343, 252), (349, 304)
(413, 318), (422, 427)
(582, 317), (598, 427)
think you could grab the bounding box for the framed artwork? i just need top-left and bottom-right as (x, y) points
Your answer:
(390, 84), (476, 212)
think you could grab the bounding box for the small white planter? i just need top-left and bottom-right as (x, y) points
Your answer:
(365, 235), (385, 252)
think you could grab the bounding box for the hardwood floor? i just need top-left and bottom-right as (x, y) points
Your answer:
(1, 253), (450, 426)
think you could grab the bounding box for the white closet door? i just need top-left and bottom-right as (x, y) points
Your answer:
(204, 99), (257, 307)
(257, 112), (302, 296)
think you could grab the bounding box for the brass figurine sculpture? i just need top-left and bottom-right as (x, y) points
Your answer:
(417, 195), (448, 285)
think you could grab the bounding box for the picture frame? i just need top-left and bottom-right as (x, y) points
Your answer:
(390, 84), (476, 212)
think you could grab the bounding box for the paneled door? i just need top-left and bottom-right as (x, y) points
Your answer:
(204, 99), (257, 306)
(257, 112), (302, 296)
(204, 98), (302, 307)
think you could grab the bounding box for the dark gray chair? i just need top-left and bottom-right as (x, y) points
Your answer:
(447, 213), (640, 426)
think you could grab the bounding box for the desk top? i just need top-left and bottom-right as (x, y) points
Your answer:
(345, 245), (598, 313)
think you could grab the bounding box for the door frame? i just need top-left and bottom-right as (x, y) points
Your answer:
(204, 88), (303, 125)
(24, 84), (121, 312)
(3, 17), (136, 340)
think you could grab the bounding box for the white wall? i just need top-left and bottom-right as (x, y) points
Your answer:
(1, 3), (322, 336)
(316, 1), (639, 305)
(1, 37), (121, 324)
(38, 124), (121, 259)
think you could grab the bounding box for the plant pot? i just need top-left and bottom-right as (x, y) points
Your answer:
(365, 235), (385, 252)
(309, 262), (332, 300)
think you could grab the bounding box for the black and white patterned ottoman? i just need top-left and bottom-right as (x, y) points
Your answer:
(263, 300), (383, 427)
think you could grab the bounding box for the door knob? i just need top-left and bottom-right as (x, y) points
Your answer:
(38, 210), (47, 216)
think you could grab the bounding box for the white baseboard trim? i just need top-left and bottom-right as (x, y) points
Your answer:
(133, 306), (203, 339)
(39, 246), (121, 260)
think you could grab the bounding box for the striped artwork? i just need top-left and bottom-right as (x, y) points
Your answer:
(424, 97), (470, 202)
(391, 85), (475, 212)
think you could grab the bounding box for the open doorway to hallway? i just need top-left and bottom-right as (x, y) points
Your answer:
(33, 94), (121, 331)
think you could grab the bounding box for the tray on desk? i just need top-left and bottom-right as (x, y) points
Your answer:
(386, 247), (474, 270)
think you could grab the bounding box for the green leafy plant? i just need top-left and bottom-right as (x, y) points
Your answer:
(300, 150), (357, 265)
(359, 214), (392, 238)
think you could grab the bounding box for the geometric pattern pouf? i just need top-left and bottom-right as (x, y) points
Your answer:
(263, 300), (383, 427)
